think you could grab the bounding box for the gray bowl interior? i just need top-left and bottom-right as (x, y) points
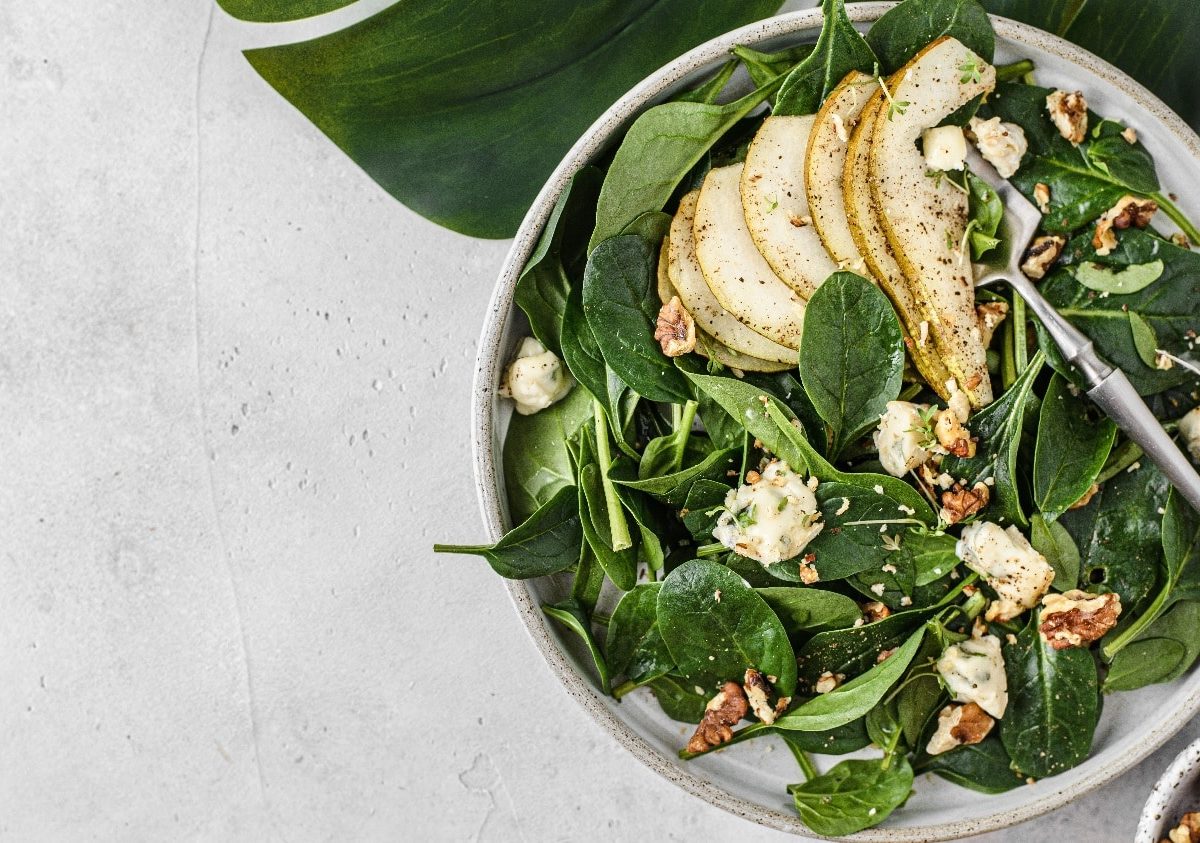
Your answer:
(472, 4), (1200, 839)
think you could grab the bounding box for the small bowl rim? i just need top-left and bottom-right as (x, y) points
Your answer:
(470, 3), (1200, 839)
(1136, 737), (1200, 843)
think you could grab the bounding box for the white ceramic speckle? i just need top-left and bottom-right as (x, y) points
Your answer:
(472, 3), (1200, 839)
(1137, 739), (1200, 843)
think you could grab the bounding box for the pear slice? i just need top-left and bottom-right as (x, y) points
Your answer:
(657, 231), (792, 373)
(844, 91), (956, 395)
(667, 192), (795, 364)
(740, 116), (839, 299)
(806, 70), (874, 277)
(869, 36), (996, 406)
(694, 164), (806, 351)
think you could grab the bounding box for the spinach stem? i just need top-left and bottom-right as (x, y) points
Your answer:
(1151, 192), (1200, 246)
(995, 59), (1035, 83)
(898, 382), (923, 402)
(669, 400), (699, 474)
(1000, 306), (1018, 390)
(695, 542), (726, 558)
(792, 747), (818, 781)
(1102, 586), (1168, 661)
(1096, 439), (1145, 484)
(612, 680), (638, 699)
(594, 399), (634, 551)
(1011, 292), (1029, 375)
(432, 543), (485, 554)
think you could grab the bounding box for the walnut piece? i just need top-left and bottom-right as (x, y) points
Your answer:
(1021, 235), (1067, 280)
(1033, 182), (1052, 214)
(976, 302), (1009, 349)
(742, 669), (780, 725)
(941, 482), (990, 526)
(1122, 126), (1139, 145)
(814, 671), (842, 694)
(1046, 90), (1088, 145)
(686, 681), (749, 754)
(1164, 812), (1200, 843)
(655, 296), (696, 357)
(935, 408), (976, 458)
(863, 601), (891, 622)
(1069, 482), (1100, 510)
(1038, 589), (1122, 650)
(925, 702), (995, 756)
(798, 557), (820, 584)
(1093, 195), (1158, 256)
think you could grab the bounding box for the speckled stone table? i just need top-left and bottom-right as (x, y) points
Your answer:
(2, 1), (1190, 839)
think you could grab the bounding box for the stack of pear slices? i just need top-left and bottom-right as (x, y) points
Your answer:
(658, 37), (997, 407)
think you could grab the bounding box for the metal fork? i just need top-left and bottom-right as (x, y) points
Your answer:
(966, 144), (1200, 512)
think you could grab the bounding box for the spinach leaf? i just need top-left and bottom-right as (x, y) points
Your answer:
(789, 757), (914, 836)
(1059, 459), (1169, 610)
(243, 0), (781, 238)
(981, 83), (1158, 233)
(798, 272), (905, 459)
(611, 446), (738, 507)
(1039, 232), (1200, 396)
(906, 530), (961, 587)
(579, 462), (639, 592)
(774, 0), (878, 117)
(572, 544), (606, 612)
(559, 284), (636, 453)
(648, 675), (709, 722)
(1031, 514), (1081, 591)
(680, 479), (733, 542)
(920, 736), (1022, 794)
(675, 60), (739, 105)
(776, 627), (925, 732)
(502, 386), (593, 522)
(435, 485), (582, 579)
(614, 485), (669, 577)
(982, 0), (1200, 132)
(1070, 260), (1164, 295)
(1000, 615), (1100, 778)
(1104, 601), (1200, 692)
(942, 351), (1045, 528)
(780, 720), (873, 756)
(657, 559), (797, 695)
(732, 44), (817, 89)
(966, 171), (1003, 260)
(1033, 373), (1117, 520)
(515, 166), (602, 356)
(607, 584), (673, 689)
(867, 0), (995, 74)
(697, 391), (745, 451)
(757, 587), (864, 637)
(897, 636), (945, 746)
(1103, 489), (1200, 659)
(796, 603), (941, 692)
(543, 599), (610, 692)
(589, 78), (781, 250)
(582, 235), (692, 404)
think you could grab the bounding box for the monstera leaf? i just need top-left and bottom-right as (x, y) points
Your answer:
(217, 0), (355, 22)
(981, 0), (1200, 130)
(233, 0), (781, 238)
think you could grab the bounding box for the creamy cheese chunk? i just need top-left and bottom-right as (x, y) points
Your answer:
(499, 337), (573, 415)
(922, 125), (967, 172)
(969, 116), (1028, 179)
(956, 522), (1054, 622)
(936, 634), (1008, 718)
(712, 460), (823, 565)
(874, 401), (933, 477)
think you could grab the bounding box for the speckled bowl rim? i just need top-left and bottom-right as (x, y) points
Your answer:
(1137, 738), (1200, 842)
(471, 4), (1200, 839)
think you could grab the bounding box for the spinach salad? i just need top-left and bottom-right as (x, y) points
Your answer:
(437, 0), (1200, 833)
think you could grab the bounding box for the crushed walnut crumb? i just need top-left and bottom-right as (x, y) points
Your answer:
(926, 702), (995, 755)
(1033, 182), (1051, 214)
(742, 669), (780, 725)
(1046, 90), (1088, 145)
(686, 681), (749, 754)
(863, 601), (891, 622)
(1069, 483), (1100, 510)
(941, 481), (990, 525)
(935, 408), (976, 458)
(976, 301), (1009, 349)
(1038, 590), (1122, 650)
(654, 296), (696, 357)
(1021, 235), (1067, 280)
(1093, 195), (1158, 256)
(814, 671), (843, 694)
(1162, 811), (1200, 843)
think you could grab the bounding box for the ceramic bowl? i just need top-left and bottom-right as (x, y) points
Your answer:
(471, 3), (1200, 838)
(1137, 738), (1200, 843)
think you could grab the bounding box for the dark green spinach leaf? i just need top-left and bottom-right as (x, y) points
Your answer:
(920, 736), (1022, 794)
(798, 272), (905, 459)
(543, 599), (610, 692)
(657, 559), (797, 695)
(1030, 514), (1081, 591)
(1104, 600), (1200, 692)
(1000, 615), (1100, 778)
(757, 587), (864, 637)
(789, 757), (914, 836)
(1033, 373), (1117, 520)
(867, 0), (995, 74)
(502, 386), (593, 522)
(607, 584), (673, 689)
(774, 0), (878, 116)
(435, 485), (582, 579)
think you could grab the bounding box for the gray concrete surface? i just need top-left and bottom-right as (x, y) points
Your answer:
(1, 1), (1191, 840)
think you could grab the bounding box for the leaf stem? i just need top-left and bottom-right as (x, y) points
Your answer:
(612, 679), (638, 699)
(792, 747), (819, 781)
(669, 400), (700, 474)
(1102, 585), (1168, 661)
(1096, 439), (1145, 484)
(595, 399), (634, 551)
(432, 543), (486, 555)
(1012, 292), (1029, 375)
(995, 59), (1035, 83)
(1152, 192), (1200, 246)
(695, 541), (727, 558)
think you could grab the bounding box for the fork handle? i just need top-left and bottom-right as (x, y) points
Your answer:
(1008, 274), (1200, 512)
